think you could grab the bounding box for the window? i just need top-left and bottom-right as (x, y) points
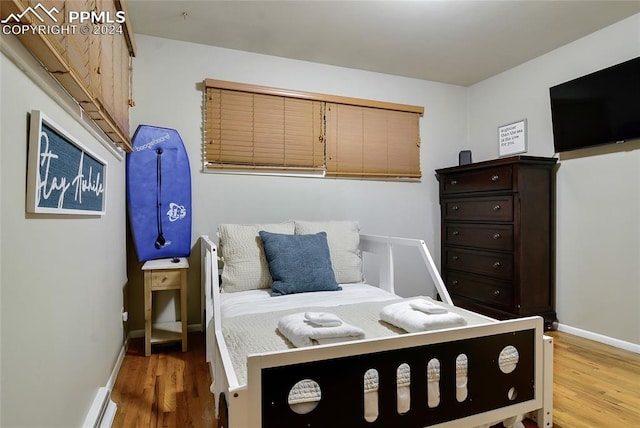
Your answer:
(204, 79), (423, 179)
(205, 88), (324, 171)
(325, 103), (421, 178)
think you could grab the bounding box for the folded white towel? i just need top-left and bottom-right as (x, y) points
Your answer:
(278, 312), (365, 347)
(380, 298), (466, 333)
(304, 311), (343, 327)
(409, 299), (448, 314)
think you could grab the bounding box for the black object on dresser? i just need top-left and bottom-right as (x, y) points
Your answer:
(436, 156), (558, 330)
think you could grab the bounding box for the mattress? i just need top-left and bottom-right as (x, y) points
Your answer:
(218, 285), (521, 425)
(219, 283), (399, 318)
(220, 284), (493, 387)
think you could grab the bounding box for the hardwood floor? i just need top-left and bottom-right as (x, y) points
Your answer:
(111, 333), (215, 427)
(549, 331), (640, 428)
(111, 330), (639, 427)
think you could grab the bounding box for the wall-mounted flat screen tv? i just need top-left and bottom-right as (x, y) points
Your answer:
(549, 56), (640, 153)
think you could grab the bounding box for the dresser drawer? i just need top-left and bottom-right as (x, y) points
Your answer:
(440, 165), (513, 194)
(150, 269), (182, 290)
(446, 272), (513, 310)
(443, 223), (513, 251)
(444, 247), (513, 280)
(443, 196), (513, 221)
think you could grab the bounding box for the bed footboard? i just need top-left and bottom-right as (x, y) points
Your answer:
(201, 233), (552, 428)
(248, 317), (546, 428)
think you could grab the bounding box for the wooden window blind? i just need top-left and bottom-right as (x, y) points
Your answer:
(325, 104), (421, 178)
(1, 0), (136, 151)
(205, 88), (324, 171)
(204, 79), (423, 179)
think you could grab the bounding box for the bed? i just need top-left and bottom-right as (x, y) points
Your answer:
(200, 221), (553, 428)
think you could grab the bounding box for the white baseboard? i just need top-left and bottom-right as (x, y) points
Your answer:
(82, 387), (117, 428)
(107, 340), (128, 390)
(82, 340), (127, 427)
(557, 323), (640, 354)
(129, 323), (203, 339)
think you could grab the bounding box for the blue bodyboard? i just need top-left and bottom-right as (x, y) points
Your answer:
(127, 125), (192, 262)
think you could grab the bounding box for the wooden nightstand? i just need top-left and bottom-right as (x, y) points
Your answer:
(142, 257), (189, 356)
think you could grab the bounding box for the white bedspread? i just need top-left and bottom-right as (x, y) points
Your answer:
(217, 284), (523, 428)
(220, 283), (398, 318)
(223, 299), (405, 386)
(220, 287), (492, 387)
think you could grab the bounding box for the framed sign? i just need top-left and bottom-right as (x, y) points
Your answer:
(26, 110), (107, 215)
(498, 119), (527, 157)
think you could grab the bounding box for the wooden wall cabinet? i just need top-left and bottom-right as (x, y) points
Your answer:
(1, 0), (136, 151)
(436, 156), (558, 329)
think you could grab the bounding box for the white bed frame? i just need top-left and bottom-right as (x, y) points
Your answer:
(200, 234), (553, 428)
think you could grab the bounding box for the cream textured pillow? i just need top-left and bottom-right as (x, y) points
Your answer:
(294, 220), (364, 284)
(218, 222), (295, 292)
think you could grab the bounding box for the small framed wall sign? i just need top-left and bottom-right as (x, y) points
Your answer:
(498, 119), (527, 157)
(26, 110), (107, 215)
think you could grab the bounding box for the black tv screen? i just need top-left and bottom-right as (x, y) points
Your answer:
(549, 56), (640, 153)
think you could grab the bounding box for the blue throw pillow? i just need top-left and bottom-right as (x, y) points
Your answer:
(258, 230), (341, 296)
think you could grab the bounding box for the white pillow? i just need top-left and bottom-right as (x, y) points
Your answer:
(294, 220), (363, 284)
(218, 222), (295, 292)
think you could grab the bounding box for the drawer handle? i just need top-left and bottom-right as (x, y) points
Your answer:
(493, 290), (500, 296)
(452, 205), (460, 211)
(493, 204), (501, 211)
(162, 276), (170, 282)
(452, 280), (459, 286)
(450, 179), (458, 185)
(452, 231), (460, 236)
(491, 175), (499, 182)
(493, 261), (502, 268)
(493, 233), (501, 240)
(453, 255), (459, 261)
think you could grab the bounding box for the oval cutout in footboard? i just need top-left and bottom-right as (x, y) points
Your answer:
(288, 379), (321, 415)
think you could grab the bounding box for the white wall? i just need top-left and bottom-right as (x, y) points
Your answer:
(128, 35), (468, 329)
(131, 17), (639, 346)
(0, 36), (127, 426)
(1, 11), (636, 428)
(467, 14), (640, 345)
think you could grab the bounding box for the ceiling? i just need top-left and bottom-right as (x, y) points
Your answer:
(127, 1), (640, 86)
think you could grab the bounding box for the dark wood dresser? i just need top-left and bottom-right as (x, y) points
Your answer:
(436, 156), (558, 329)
